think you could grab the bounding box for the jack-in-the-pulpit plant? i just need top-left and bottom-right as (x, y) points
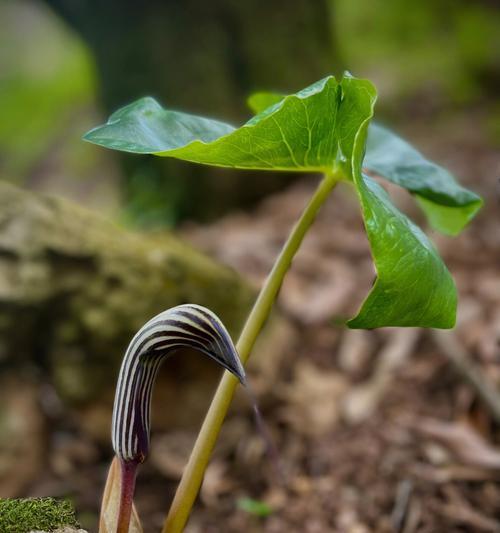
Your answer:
(85, 73), (482, 532)
(110, 304), (245, 533)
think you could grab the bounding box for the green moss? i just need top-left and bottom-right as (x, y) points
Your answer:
(0, 498), (79, 533)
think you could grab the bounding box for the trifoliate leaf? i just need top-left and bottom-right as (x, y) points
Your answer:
(84, 74), (468, 329)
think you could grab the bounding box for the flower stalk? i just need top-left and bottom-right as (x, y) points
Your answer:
(163, 171), (341, 533)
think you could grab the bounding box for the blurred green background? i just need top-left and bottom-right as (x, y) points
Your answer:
(1, 0), (498, 226)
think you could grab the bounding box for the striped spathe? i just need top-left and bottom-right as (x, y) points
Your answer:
(111, 304), (246, 463)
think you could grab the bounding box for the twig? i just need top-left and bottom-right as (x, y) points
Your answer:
(432, 330), (500, 423)
(391, 479), (413, 533)
(342, 329), (420, 423)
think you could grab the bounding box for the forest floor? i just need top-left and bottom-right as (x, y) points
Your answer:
(171, 117), (499, 533)
(14, 115), (500, 532)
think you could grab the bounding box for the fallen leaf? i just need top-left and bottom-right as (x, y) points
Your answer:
(342, 329), (420, 424)
(278, 360), (347, 436)
(414, 418), (500, 471)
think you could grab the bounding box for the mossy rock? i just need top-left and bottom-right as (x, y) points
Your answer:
(0, 182), (255, 403)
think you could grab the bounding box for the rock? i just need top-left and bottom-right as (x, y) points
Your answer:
(0, 182), (255, 404)
(0, 379), (46, 497)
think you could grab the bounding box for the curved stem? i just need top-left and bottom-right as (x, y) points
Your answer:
(163, 172), (340, 533)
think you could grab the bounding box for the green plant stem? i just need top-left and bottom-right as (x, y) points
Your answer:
(163, 171), (340, 533)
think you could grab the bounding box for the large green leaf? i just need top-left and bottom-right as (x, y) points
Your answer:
(84, 76), (343, 172)
(364, 124), (482, 235)
(347, 176), (457, 328)
(247, 91), (482, 236)
(336, 76), (456, 329)
(84, 74), (461, 329)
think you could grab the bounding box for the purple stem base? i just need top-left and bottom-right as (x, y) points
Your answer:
(116, 459), (139, 533)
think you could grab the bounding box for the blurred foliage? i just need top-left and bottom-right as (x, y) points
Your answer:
(237, 497), (274, 518)
(0, 0), (497, 226)
(335, 0), (500, 106)
(0, 0), (96, 181)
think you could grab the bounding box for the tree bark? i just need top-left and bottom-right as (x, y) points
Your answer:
(43, 0), (337, 221)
